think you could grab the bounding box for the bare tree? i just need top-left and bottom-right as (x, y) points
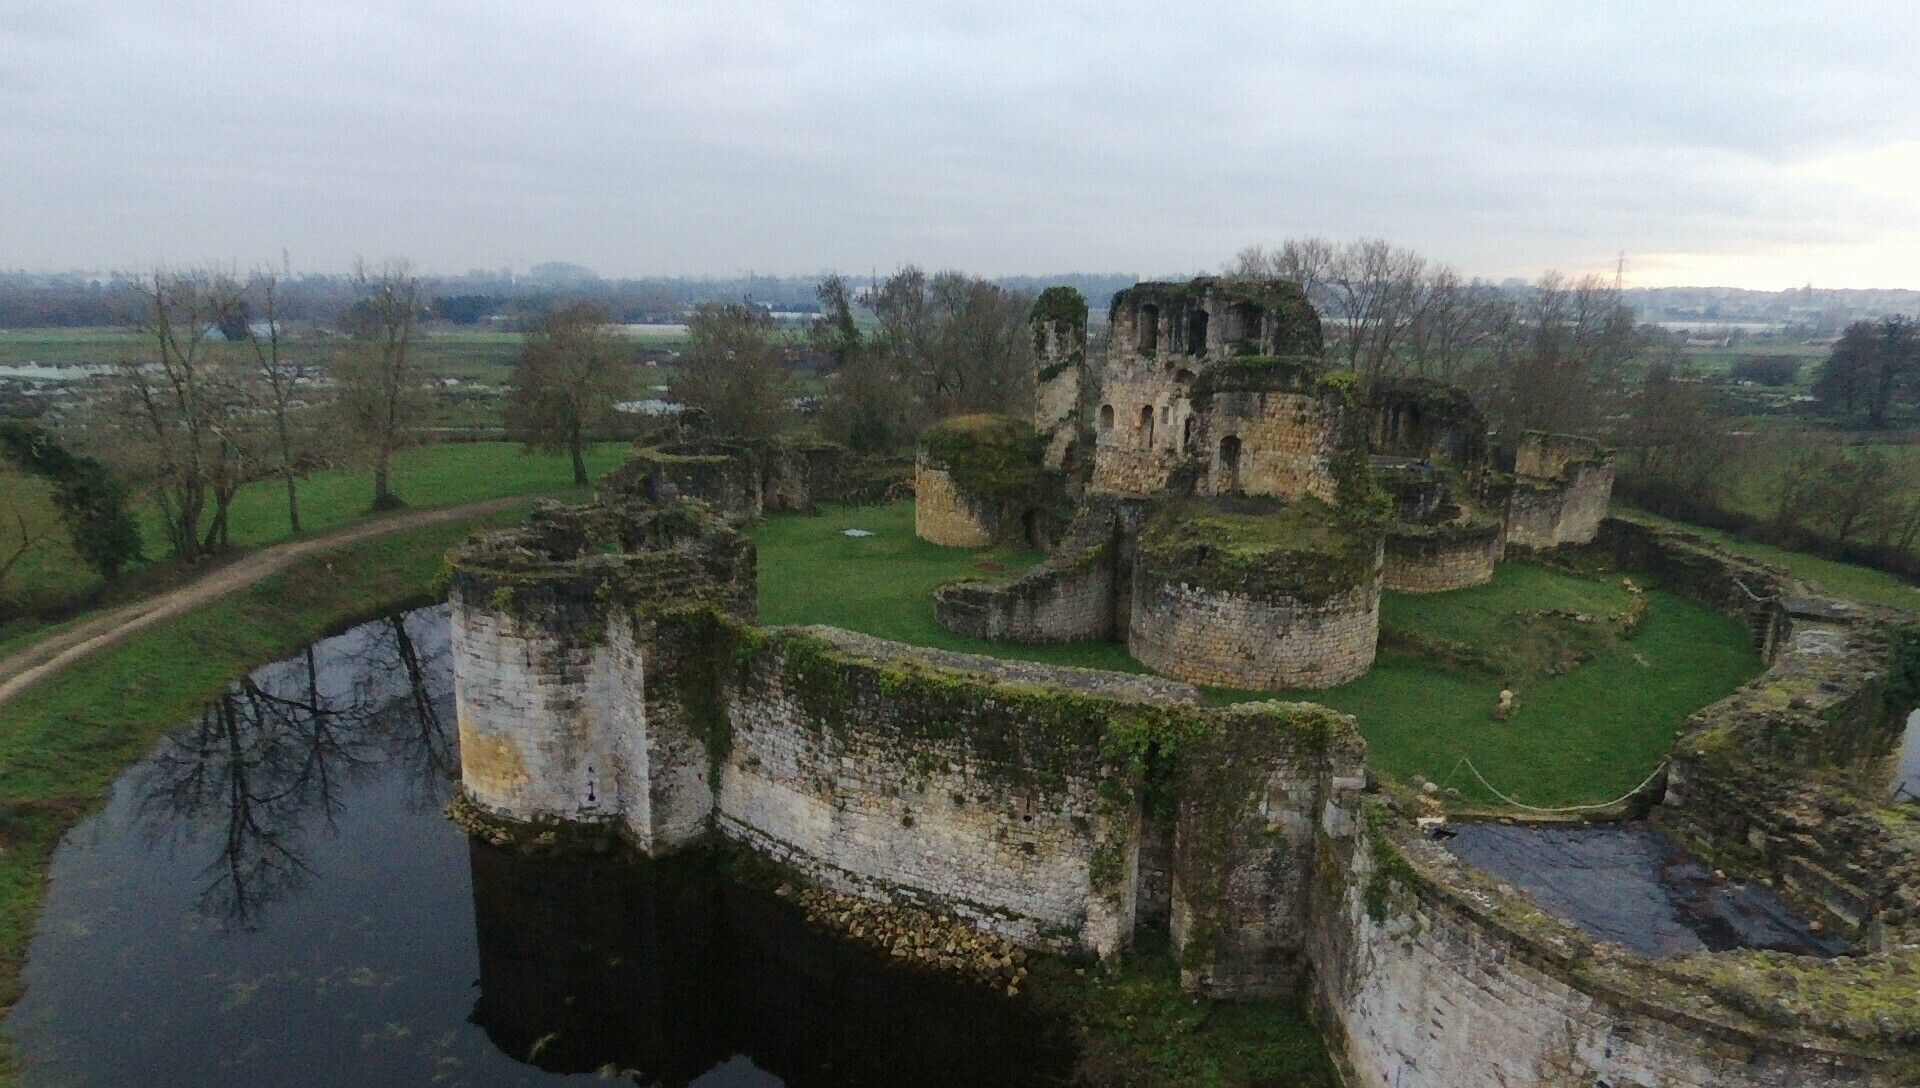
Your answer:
(109, 268), (256, 561)
(334, 259), (431, 510)
(505, 302), (634, 484)
(672, 302), (791, 442)
(241, 273), (313, 533)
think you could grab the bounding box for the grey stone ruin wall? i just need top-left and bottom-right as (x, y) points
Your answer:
(912, 460), (1002, 547)
(933, 539), (1118, 642)
(1127, 547), (1383, 690)
(1380, 518), (1504, 593)
(1309, 817), (1898, 1088)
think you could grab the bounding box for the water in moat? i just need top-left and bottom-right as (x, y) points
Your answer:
(1442, 822), (1850, 959)
(4, 607), (1072, 1087)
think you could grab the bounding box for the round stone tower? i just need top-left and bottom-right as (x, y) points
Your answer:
(1128, 498), (1382, 689)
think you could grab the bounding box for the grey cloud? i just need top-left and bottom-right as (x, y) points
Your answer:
(1, 0), (1916, 285)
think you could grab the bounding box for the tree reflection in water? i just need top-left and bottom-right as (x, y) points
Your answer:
(134, 607), (456, 928)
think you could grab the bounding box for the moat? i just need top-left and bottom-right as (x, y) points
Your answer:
(3, 608), (1073, 1087)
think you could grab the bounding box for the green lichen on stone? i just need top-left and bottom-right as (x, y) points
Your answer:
(1137, 497), (1378, 604)
(1031, 285), (1089, 362)
(918, 414), (1051, 507)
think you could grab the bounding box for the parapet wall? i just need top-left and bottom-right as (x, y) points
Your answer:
(1381, 516), (1503, 593)
(1312, 814), (1896, 1088)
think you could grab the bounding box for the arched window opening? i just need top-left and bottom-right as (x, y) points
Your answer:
(1219, 435), (1242, 492)
(1099, 404), (1115, 432)
(1174, 368), (1196, 385)
(1227, 301), (1263, 353)
(1183, 415), (1197, 452)
(1140, 405), (1156, 447)
(1137, 305), (1160, 354)
(1186, 307), (1209, 356)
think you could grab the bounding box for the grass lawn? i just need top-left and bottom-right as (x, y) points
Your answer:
(0, 505), (539, 1078)
(1, 442), (632, 642)
(754, 502), (1765, 808)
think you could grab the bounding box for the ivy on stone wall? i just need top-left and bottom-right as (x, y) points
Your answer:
(918, 414), (1051, 508)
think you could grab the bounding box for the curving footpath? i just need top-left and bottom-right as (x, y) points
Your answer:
(0, 496), (534, 710)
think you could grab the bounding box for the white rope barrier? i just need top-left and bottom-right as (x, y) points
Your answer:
(1439, 756), (1669, 814)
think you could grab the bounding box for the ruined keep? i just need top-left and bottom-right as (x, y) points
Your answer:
(924, 276), (1619, 687)
(451, 472), (1920, 1086)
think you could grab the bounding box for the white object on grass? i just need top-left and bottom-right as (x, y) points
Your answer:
(842, 528), (874, 537)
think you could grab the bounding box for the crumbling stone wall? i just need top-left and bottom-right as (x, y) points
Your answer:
(1188, 385), (1342, 503)
(449, 501), (755, 852)
(1368, 378), (1489, 469)
(716, 628), (1196, 953)
(602, 437), (908, 522)
(934, 539), (1117, 641)
(1127, 502), (1383, 690)
(932, 498), (1150, 642)
(913, 415), (1052, 548)
(1090, 278), (1325, 496)
(1381, 517), (1503, 593)
(1031, 286), (1088, 473)
(914, 462), (1000, 546)
(1173, 703), (1368, 996)
(1507, 461), (1615, 547)
(1507, 431), (1616, 548)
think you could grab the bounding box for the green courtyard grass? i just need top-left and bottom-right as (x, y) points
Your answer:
(1, 442), (631, 646)
(0, 505), (537, 1078)
(754, 502), (1766, 808)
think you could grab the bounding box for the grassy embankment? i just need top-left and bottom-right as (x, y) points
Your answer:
(1, 442), (633, 655)
(1619, 507), (1919, 612)
(754, 501), (1764, 809)
(0, 504), (541, 1077)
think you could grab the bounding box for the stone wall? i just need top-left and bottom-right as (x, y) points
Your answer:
(1088, 354), (1192, 495)
(1032, 287), (1088, 473)
(1311, 816), (1898, 1088)
(1173, 703), (1368, 996)
(715, 628), (1199, 953)
(934, 539), (1117, 642)
(1516, 430), (1605, 481)
(914, 462), (999, 547)
(1381, 517), (1503, 593)
(1128, 569), (1380, 690)
(1507, 460), (1615, 548)
(1190, 388), (1342, 503)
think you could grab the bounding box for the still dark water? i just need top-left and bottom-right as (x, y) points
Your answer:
(5, 608), (1071, 1088)
(1443, 822), (1849, 959)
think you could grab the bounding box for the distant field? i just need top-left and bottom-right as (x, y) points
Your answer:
(753, 502), (1763, 808)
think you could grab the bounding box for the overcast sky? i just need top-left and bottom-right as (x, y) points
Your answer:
(3, 1), (1917, 288)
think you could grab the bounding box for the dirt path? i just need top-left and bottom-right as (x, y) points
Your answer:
(0, 497), (532, 709)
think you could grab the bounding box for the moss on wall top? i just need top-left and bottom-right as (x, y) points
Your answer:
(1187, 354), (1323, 398)
(1031, 285), (1089, 347)
(1137, 497), (1380, 603)
(917, 414), (1050, 506)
